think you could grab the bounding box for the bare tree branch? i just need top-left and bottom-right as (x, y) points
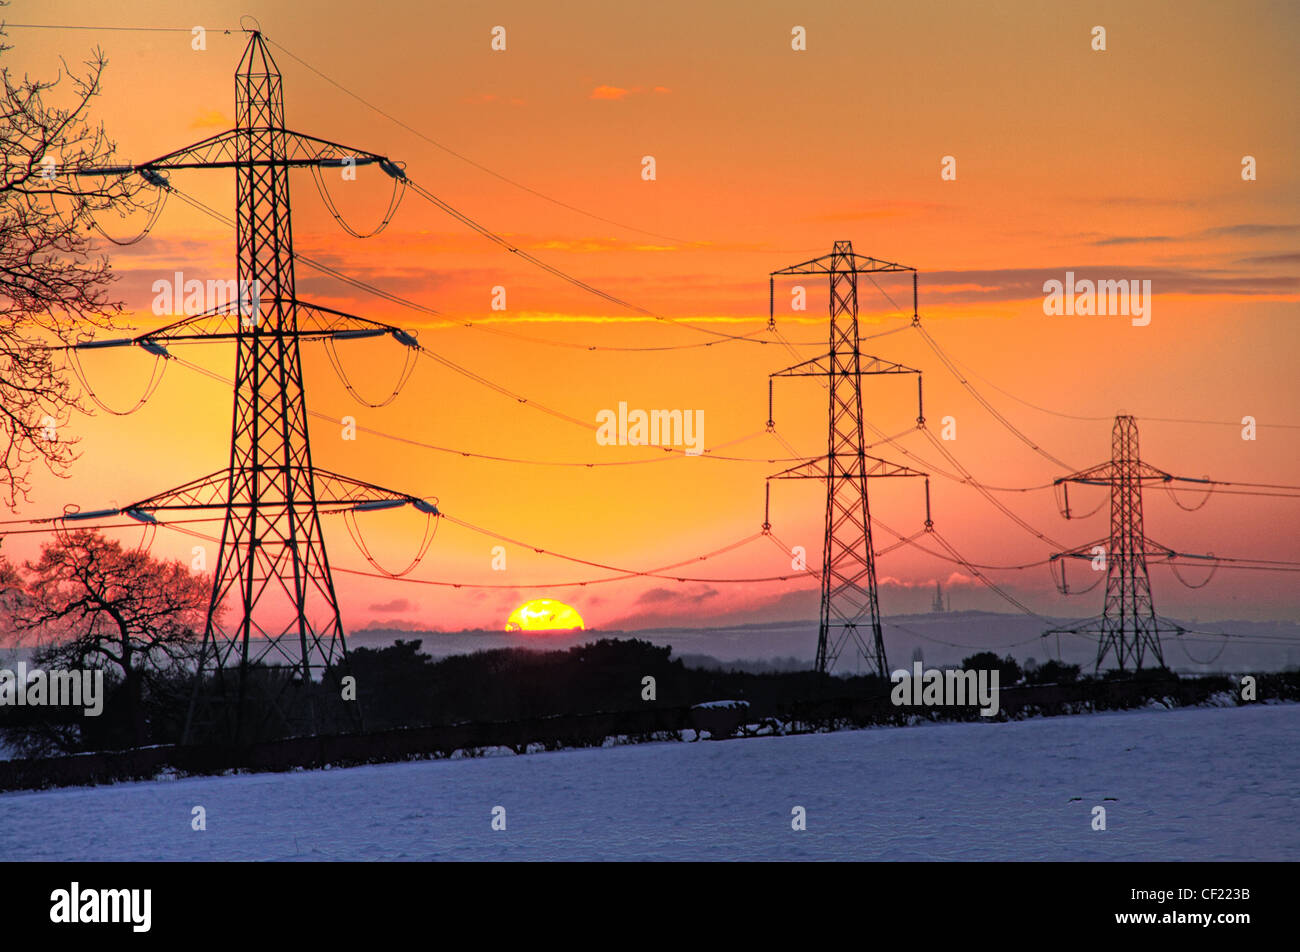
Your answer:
(0, 14), (150, 509)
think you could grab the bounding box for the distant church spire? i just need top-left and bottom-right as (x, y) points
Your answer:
(931, 581), (946, 613)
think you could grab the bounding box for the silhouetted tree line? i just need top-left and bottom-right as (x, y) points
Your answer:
(337, 638), (1240, 732)
(959, 651), (1093, 686)
(5, 634), (1298, 757)
(339, 637), (897, 731)
(2, 524), (1293, 759)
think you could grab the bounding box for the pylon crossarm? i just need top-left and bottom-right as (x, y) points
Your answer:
(126, 302), (412, 347)
(293, 302), (416, 342)
(1140, 540), (1183, 561)
(1056, 462), (1115, 485)
(1057, 461), (1194, 488)
(769, 453), (925, 481)
(1133, 461), (1174, 481)
(74, 128), (397, 174)
(135, 307), (247, 344)
(860, 453), (928, 478)
(66, 129), (240, 179)
(771, 351), (921, 377)
(770, 352), (832, 377)
(1050, 538), (1110, 560)
(1136, 463), (1212, 485)
(312, 469), (439, 514)
(1161, 549), (1218, 562)
(767, 458), (828, 481)
(280, 128), (398, 169)
(771, 253), (913, 276)
(123, 471), (231, 514)
(243, 127), (400, 174)
(113, 469), (438, 518)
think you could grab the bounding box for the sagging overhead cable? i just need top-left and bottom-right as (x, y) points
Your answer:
(1168, 555), (1220, 590)
(167, 181), (787, 353)
(309, 162), (405, 238)
(342, 500), (440, 578)
(67, 345), (169, 416)
(87, 184), (170, 246)
(322, 333), (418, 408)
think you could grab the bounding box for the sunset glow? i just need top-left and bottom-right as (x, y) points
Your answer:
(506, 599), (586, 633)
(1, 0), (1296, 637)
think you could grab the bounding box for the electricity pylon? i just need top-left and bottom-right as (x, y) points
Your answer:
(1045, 415), (1187, 672)
(72, 30), (436, 742)
(765, 241), (928, 676)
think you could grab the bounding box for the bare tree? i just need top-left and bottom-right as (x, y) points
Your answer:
(0, 13), (147, 509)
(19, 529), (210, 746)
(0, 548), (20, 636)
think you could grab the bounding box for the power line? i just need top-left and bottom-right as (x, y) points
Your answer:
(861, 274), (1077, 469)
(166, 353), (806, 467)
(868, 514), (1053, 572)
(189, 172), (1168, 406)
(912, 318), (1076, 470)
(13, 22), (828, 347)
(169, 185), (813, 352)
(917, 425), (1066, 547)
(913, 317), (1300, 432)
(402, 177), (770, 345)
(261, 35), (693, 246)
(1142, 416), (1300, 431)
(63, 510), (811, 590)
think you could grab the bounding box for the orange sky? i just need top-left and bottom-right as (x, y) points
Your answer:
(3, 0), (1298, 632)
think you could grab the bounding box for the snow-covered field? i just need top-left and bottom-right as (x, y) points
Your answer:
(2, 703), (1295, 861)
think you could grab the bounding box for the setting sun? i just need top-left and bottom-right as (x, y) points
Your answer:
(505, 599), (586, 633)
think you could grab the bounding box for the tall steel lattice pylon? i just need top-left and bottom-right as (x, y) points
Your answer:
(1045, 415), (1185, 672)
(73, 30), (437, 743)
(765, 241), (930, 676)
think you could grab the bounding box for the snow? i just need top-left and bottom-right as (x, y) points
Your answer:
(1, 703), (1295, 861)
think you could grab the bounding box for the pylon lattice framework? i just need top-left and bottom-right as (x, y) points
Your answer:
(75, 31), (436, 741)
(766, 241), (929, 676)
(1046, 414), (1186, 672)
